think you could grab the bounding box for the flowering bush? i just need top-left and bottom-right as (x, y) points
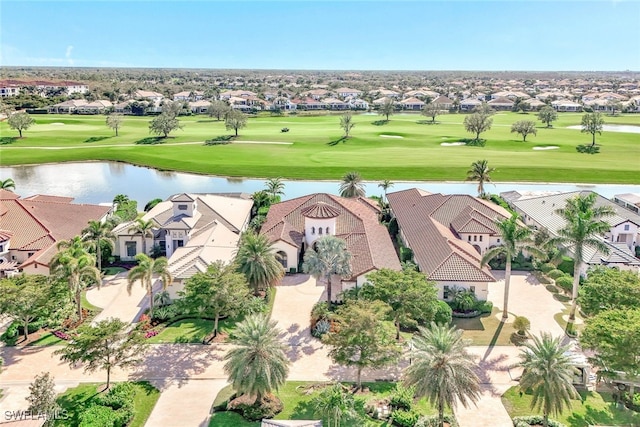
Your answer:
(53, 330), (70, 340)
(139, 314), (151, 323)
(145, 330), (159, 339)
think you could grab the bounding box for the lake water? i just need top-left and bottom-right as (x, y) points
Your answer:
(566, 124), (640, 133)
(1, 162), (639, 207)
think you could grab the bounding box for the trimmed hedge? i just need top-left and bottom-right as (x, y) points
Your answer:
(513, 415), (567, 427)
(475, 300), (493, 314)
(539, 262), (556, 274)
(391, 409), (420, 427)
(434, 300), (453, 325)
(555, 276), (573, 293)
(547, 269), (565, 280)
(415, 414), (458, 427)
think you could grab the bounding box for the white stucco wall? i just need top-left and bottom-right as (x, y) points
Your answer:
(608, 221), (638, 249)
(115, 235), (154, 261)
(458, 232), (492, 253)
(304, 217), (337, 247)
(271, 240), (299, 271)
(438, 280), (489, 301)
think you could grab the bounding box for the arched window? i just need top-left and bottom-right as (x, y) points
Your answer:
(326, 227), (330, 235)
(319, 227), (323, 235)
(311, 227), (315, 234)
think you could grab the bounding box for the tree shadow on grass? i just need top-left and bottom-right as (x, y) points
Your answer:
(371, 120), (389, 126)
(416, 120), (439, 125)
(135, 136), (166, 145)
(291, 400), (318, 420)
(0, 137), (18, 145)
(327, 136), (348, 146)
(83, 136), (112, 143)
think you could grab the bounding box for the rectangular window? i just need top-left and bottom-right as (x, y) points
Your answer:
(473, 236), (477, 242)
(443, 285), (450, 300)
(624, 224), (630, 231)
(28, 252), (34, 257)
(173, 240), (184, 248)
(178, 204), (188, 210)
(0, 245), (3, 252)
(468, 235), (471, 241)
(479, 236), (483, 242)
(470, 286), (476, 294)
(125, 241), (137, 257)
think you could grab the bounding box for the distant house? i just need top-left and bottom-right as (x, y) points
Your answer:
(487, 97), (514, 111)
(431, 95), (454, 110)
(387, 189), (512, 301)
(294, 97), (327, 110)
(0, 190), (112, 276)
(188, 100), (210, 114)
(376, 89), (401, 99)
(348, 98), (369, 110)
(0, 80), (21, 97)
(459, 98), (483, 112)
(304, 89), (329, 100)
(134, 90), (164, 103)
(551, 100), (582, 112)
(334, 87), (362, 98)
(323, 97), (349, 110)
(525, 99), (546, 111)
(76, 100), (113, 114)
(48, 99), (89, 114)
(613, 193), (640, 214)
(491, 91), (530, 100)
(261, 194), (401, 297)
(220, 90), (257, 100)
(112, 193), (253, 298)
(404, 89), (439, 99)
(398, 97), (425, 110)
(507, 191), (640, 274)
(173, 90), (204, 101)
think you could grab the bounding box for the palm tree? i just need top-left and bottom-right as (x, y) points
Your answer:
(302, 235), (352, 305)
(223, 314), (290, 404)
(552, 193), (615, 321)
(481, 215), (542, 320)
(127, 253), (172, 318)
(128, 218), (155, 256)
(518, 333), (579, 427)
(264, 177), (285, 199)
(0, 178), (15, 191)
(378, 179), (394, 202)
(339, 171), (366, 198)
(403, 323), (481, 427)
(50, 236), (102, 320)
(235, 231), (284, 295)
(311, 383), (357, 427)
(465, 160), (495, 198)
(82, 220), (115, 272)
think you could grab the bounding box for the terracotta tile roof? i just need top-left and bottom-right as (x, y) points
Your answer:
(22, 195), (75, 203)
(387, 188), (505, 282)
(0, 230), (13, 241)
(261, 193), (400, 279)
(301, 202), (341, 219)
(0, 189), (19, 200)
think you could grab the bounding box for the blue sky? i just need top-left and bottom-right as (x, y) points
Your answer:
(2, 1), (639, 71)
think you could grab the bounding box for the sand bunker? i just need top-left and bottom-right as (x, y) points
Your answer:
(440, 142), (466, 146)
(233, 140), (292, 145)
(50, 122), (65, 125)
(533, 146), (559, 150)
(380, 135), (404, 139)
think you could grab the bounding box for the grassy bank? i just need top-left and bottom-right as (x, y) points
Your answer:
(1, 113), (639, 183)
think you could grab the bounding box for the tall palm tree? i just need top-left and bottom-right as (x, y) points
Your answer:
(223, 314), (290, 404)
(465, 159), (495, 198)
(128, 218), (155, 256)
(82, 220), (115, 272)
(127, 253), (172, 318)
(302, 235), (352, 305)
(378, 179), (394, 202)
(264, 177), (285, 199)
(481, 215), (542, 320)
(339, 171), (366, 198)
(235, 231), (284, 295)
(0, 178), (15, 191)
(519, 333), (579, 427)
(50, 236), (102, 320)
(403, 323), (481, 427)
(552, 193), (615, 321)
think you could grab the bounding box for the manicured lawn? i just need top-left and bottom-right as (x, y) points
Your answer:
(1, 113), (639, 183)
(451, 308), (516, 346)
(28, 331), (64, 346)
(501, 386), (640, 427)
(145, 316), (239, 344)
(54, 382), (160, 427)
(81, 290), (103, 313)
(210, 381), (442, 427)
(102, 266), (126, 276)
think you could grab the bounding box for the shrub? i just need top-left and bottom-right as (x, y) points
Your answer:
(310, 301), (331, 329)
(474, 300), (493, 314)
(391, 409), (419, 427)
(415, 414), (458, 427)
(228, 394), (283, 421)
(539, 262), (556, 274)
(555, 276), (574, 293)
(557, 257), (574, 276)
(281, 127), (289, 132)
(400, 246), (414, 263)
(453, 289), (477, 312)
(513, 415), (567, 427)
(311, 319), (331, 338)
(1, 321), (19, 345)
(389, 383), (415, 411)
(433, 300), (453, 325)
(152, 306), (177, 322)
(547, 269), (565, 280)
(95, 382), (135, 410)
(53, 330), (71, 340)
(145, 330), (159, 339)
(576, 144), (600, 154)
(79, 405), (117, 427)
(513, 316), (531, 336)
(257, 206), (270, 216)
(204, 135), (234, 145)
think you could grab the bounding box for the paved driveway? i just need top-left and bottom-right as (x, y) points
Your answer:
(86, 272), (149, 324)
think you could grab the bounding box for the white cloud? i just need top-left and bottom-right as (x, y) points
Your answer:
(65, 45), (74, 65)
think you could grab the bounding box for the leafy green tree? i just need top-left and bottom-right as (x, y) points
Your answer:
(55, 319), (146, 389)
(265, 177), (285, 199)
(481, 215), (542, 320)
(26, 372), (59, 426)
(581, 308), (640, 380)
(179, 261), (251, 334)
(463, 112), (493, 142)
(422, 102), (441, 123)
(113, 195), (138, 222)
(403, 323), (481, 427)
(7, 111), (35, 138)
(208, 100), (231, 121)
(235, 231), (284, 295)
(302, 235), (352, 305)
(513, 316), (531, 336)
(225, 109), (248, 136)
(149, 111), (182, 138)
(324, 300), (401, 389)
(224, 314), (290, 404)
(578, 266), (640, 316)
(128, 218), (155, 256)
(339, 171), (366, 198)
(340, 112), (355, 137)
(511, 120), (538, 142)
(538, 106), (558, 128)
(518, 333), (579, 427)
(251, 190), (272, 216)
(311, 383), (358, 427)
(127, 254), (172, 318)
(361, 268), (438, 340)
(581, 112), (605, 147)
(105, 113), (123, 136)
(552, 193), (615, 321)
(378, 98), (395, 121)
(0, 178), (15, 191)
(144, 198), (163, 212)
(82, 220), (115, 272)
(50, 237), (102, 321)
(465, 159), (495, 198)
